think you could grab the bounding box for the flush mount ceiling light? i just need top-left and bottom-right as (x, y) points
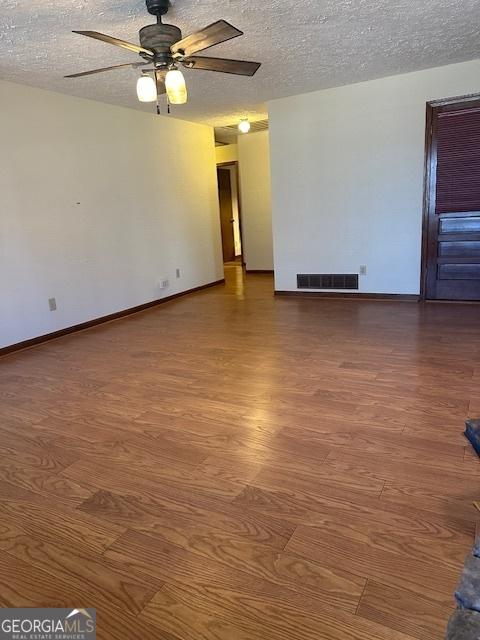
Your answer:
(238, 118), (251, 134)
(66, 0), (261, 115)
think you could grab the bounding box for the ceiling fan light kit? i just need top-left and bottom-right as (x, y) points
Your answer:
(136, 74), (157, 102)
(67, 0), (261, 114)
(164, 67), (188, 104)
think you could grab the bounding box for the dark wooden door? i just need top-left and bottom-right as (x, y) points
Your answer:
(424, 100), (480, 300)
(217, 168), (236, 262)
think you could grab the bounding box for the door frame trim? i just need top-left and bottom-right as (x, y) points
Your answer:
(420, 93), (480, 301)
(217, 161), (245, 265)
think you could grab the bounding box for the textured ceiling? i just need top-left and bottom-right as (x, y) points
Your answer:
(1, 0), (480, 126)
(215, 118), (269, 144)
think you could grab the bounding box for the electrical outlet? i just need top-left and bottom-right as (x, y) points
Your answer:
(159, 279), (169, 289)
(48, 297), (57, 311)
(176, 268), (181, 279)
(359, 265), (367, 276)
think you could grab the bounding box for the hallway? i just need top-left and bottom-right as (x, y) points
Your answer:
(0, 267), (479, 639)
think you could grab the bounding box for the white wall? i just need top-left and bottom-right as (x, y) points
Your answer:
(0, 80), (223, 348)
(237, 131), (273, 271)
(268, 59), (480, 294)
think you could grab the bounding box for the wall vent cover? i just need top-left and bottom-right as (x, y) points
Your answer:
(297, 274), (359, 290)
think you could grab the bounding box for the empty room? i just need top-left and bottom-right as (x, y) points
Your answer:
(1, 1), (480, 639)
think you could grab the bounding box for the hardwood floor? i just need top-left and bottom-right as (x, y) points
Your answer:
(1, 263), (480, 639)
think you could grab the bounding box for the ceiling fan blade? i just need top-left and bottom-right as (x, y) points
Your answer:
(183, 56), (261, 77)
(155, 70), (167, 95)
(73, 30), (154, 56)
(65, 61), (147, 78)
(171, 20), (242, 57)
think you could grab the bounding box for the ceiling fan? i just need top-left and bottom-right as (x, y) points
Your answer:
(66, 0), (261, 113)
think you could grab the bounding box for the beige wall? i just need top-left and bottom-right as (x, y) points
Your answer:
(0, 80), (223, 348)
(216, 144), (238, 164)
(238, 131), (273, 271)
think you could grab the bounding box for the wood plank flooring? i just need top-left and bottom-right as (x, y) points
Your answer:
(1, 263), (480, 639)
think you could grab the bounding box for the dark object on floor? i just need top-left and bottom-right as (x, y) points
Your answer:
(446, 609), (480, 639)
(455, 554), (480, 612)
(464, 419), (480, 457)
(474, 538), (480, 559)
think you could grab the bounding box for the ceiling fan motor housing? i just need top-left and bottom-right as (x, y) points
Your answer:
(139, 23), (182, 56)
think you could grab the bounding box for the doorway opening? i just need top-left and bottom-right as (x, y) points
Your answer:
(422, 94), (480, 301)
(216, 162), (243, 265)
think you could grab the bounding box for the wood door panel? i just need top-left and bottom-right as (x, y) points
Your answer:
(438, 240), (480, 257)
(436, 280), (480, 301)
(440, 216), (480, 233)
(217, 168), (236, 262)
(438, 263), (480, 280)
